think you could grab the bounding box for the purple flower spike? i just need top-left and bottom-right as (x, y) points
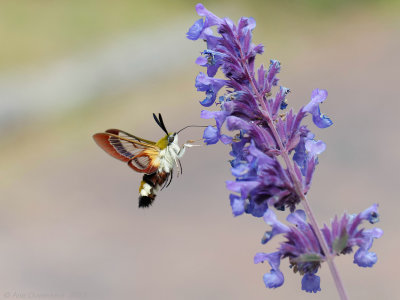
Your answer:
(189, 3), (331, 213)
(187, 4), (381, 294)
(301, 273), (321, 293)
(304, 89), (333, 128)
(189, 5), (330, 210)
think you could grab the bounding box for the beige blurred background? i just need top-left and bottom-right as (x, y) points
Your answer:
(0, 0), (399, 299)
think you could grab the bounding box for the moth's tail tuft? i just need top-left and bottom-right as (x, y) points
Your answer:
(138, 195), (155, 208)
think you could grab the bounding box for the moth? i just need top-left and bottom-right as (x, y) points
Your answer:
(93, 113), (195, 208)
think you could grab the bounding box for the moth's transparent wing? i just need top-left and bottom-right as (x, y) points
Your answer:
(93, 129), (160, 173)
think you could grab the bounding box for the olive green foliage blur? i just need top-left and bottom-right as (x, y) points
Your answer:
(0, 0), (396, 70)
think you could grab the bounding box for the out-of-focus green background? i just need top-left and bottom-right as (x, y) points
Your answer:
(1, 1), (399, 299)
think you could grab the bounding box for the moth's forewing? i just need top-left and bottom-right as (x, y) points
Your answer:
(93, 132), (132, 162)
(105, 129), (157, 146)
(93, 129), (160, 174)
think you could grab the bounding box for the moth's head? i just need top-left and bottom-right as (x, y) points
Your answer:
(156, 132), (177, 149)
(167, 132), (177, 145)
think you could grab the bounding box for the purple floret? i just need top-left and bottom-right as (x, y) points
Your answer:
(255, 206), (382, 292)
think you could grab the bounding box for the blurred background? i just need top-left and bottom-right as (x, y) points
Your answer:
(0, 0), (399, 299)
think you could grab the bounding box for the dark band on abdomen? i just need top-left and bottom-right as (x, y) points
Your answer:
(138, 172), (170, 208)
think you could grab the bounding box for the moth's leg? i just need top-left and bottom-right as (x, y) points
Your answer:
(174, 156), (183, 176)
(177, 140), (202, 159)
(177, 146), (186, 159)
(178, 159), (183, 175)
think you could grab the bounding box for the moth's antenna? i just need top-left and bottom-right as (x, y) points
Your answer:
(158, 113), (169, 134)
(153, 113), (161, 127)
(177, 125), (210, 134)
(153, 113), (168, 135)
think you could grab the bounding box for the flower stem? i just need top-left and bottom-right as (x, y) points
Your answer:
(263, 92), (348, 300)
(238, 47), (349, 300)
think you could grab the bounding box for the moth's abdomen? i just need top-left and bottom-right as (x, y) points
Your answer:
(138, 172), (170, 208)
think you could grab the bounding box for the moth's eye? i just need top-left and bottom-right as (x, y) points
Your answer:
(168, 135), (174, 143)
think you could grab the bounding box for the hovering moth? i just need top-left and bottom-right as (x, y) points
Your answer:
(93, 113), (195, 208)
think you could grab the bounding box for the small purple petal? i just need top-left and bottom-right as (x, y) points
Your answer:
(186, 19), (204, 40)
(267, 59), (281, 88)
(310, 88), (328, 104)
(273, 86), (290, 114)
(241, 17), (256, 32)
(263, 210), (290, 235)
(226, 180), (260, 199)
(301, 273), (321, 293)
(226, 116), (251, 131)
(230, 194), (245, 216)
(354, 248), (378, 267)
(200, 110), (228, 129)
(248, 141), (276, 166)
(195, 56), (208, 66)
(254, 252), (269, 264)
(304, 89), (332, 129)
(263, 252), (281, 268)
(262, 210), (290, 244)
(293, 138), (307, 173)
(197, 50), (226, 77)
(195, 3), (222, 27)
(199, 90), (218, 107)
(258, 252), (284, 288)
(220, 134), (233, 144)
(231, 163), (250, 178)
(195, 72), (226, 107)
(359, 203), (380, 224)
(203, 32), (220, 50)
(365, 228), (383, 239)
(263, 269), (284, 289)
(253, 43), (264, 54)
(187, 4), (223, 41)
(287, 210), (307, 227)
(305, 139), (326, 155)
(203, 126), (219, 145)
(195, 72), (211, 91)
